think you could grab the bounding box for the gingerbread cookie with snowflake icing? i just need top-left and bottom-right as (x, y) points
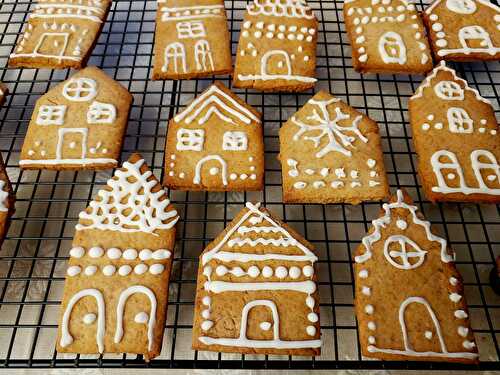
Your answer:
(354, 189), (478, 363)
(423, 0), (500, 61)
(152, 0), (232, 80)
(192, 202), (321, 356)
(56, 153), (179, 360)
(19, 67), (132, 170)
(279, 90), (389, 204)
(344, 0), (433, 74)
(233, 0), (318, 92)
(409, 61), (500, 203)
(0, 154), (15, 250)
(164, 82), (264, 191)
(9, 0), (111, 69)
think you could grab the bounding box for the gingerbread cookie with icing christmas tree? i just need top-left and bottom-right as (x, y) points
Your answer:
(20, 67), (132, 170)
(409, 61), (499, 203)
(9, 0), (111, 69)
(423, 0), (500, 61)
(0, 154), (15, 250)
(192, 202), (321, 356)
(56, 153), (179, 360)
(279, 91), (389, 204)
(164, 82), (264, 191)
(344, 0), (433, 74)
(354, 189), (478, 363)
(233, 0), (318, 92)
(152, 0), (232, 80)
(0, 82), (8, 106)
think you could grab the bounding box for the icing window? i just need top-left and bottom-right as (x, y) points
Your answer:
(378, 31), (407, 65)
(222, 131), (248, 151)
(446, 0), (477, 14)
(62, 77), (98, 102)
(176, 21), (206, 39)
(447, 107), (473, 133)
(36, 105), (67, 125)
(176, 128), (205, 151)
(433, 81), (464, 100)
(458, 25), (493, 50)
(383, 235), (427, 270)
(87, 101), (117, 124)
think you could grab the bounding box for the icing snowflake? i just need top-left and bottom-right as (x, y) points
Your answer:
(292, 98), (368, 158)
(76, 159), (178, 235)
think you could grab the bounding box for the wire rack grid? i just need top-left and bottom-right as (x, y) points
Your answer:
(0, 0), (499, 370)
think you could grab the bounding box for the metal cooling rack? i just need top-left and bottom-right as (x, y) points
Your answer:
(0, 0), (499, 370)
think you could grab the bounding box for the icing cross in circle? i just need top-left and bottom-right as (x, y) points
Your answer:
(383, 235), (428, 270)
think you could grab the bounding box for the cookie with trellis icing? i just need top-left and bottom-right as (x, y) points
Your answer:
(192, 202), (321, 356)
(56, 153), (179, 360)
(409, 61), (500, 203)
(343, 0), (433, 74)
(354, 189), (478, 363)
(279, 90), (389, 204)
(9, 0), (111, 69)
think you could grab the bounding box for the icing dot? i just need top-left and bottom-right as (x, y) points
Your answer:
(201, 309), (210, 319)
(306, 296), (315, 309)
(67, 266), (81, 277)
(69, 247), (85, 258)
(202, 296), (211, 306)
(449, 277), (458, 286)
(259, 321), (271, 331)
(248, 266), (260, 278)
(201, 320), (213, 331)
(84, 265), (97, 276)
(429, 14), (438, 21)
(449, 293), (462, 303)
(487, 175), (496, 181)
(262, 266), (273, 278)
(491, 130), (497, 135)
(209, 167), (219, 175)
(458, 326), (469, 337)
(139, 249), (152, 260)
(289, 266), (301, 279)
(216, 265), (228, 276)
(152, 249), (171, 260)
(306, 326), (316, 336)
(134, 263), (148, 275)
(102, 265), (116, 276)
(434, 122), (443, 129)
(203, 266), (212, 277)
(303, 265), (314, 277)
(455, 310), (468, 319)
(83, 313), (96, 325)
(447, 173), (456, 180)
(432, 23), (443, 31)
(149, 264), (165, 275)
(368, 321), (376, 330)
(479, 128), (486, 133)
(134, 312), (148, 324)
(275, 266), (288, 279)
(359, 269), (368, 278)
(425, 330), (433, 339)
(427, 114), (435, 121)
(365, 305), (374, 315)
(463, 340), (476, 349)
(123, 249), (138, 260)
(362, 286), (371, 296)
(88, 247), (104, 258)
(396, 219), (407, 230)
(107, 248), (122, 259)
(118, 265), (132, 276)
(480, 119), (487, 125)
(308, 312), (319, 323)
(422, 123), (430, 131)
(368, 336), (376, 344)
(436, 39), (447, 47)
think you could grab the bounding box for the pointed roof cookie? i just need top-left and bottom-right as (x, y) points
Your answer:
(57, 153), (179, 360)
(279, 91), (389, 204)
(409, 61), (499, 203)
(354, 190), (478, 363)
(164, 82), (264, 191)
(423, 0), (500, 61)
(343, 0), (433, 74)
(19, 67), (133, 170)
(192, 202), (321, 356)
(0, 154), (15, 250)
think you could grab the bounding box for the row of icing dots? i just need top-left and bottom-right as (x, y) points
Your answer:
(67, 262), (166, 277)
(69, 247), (171, 260)
(205, 263), (315, 279)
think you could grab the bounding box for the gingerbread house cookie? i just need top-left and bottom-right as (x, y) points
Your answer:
(233, 0), (318, 92)
(56, 153), (179, 360)
(0, 82), (8, 106)
(9, 0), (111, 69)
(0, 154), (15, 250)
(409, 61), (499, 203)
(423, 0), (500, 61)
(164, 83), (264, 191)
(19, 67), (133, 170)
(192, 202), (321, 356)
(152, 0), (232, 80)
(354, 189), (478, 363)
(343, 0), (433, 74)
(279, 91), (389, 204)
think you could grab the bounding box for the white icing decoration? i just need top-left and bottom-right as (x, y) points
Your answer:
(302, 265), (314, 277)
(434, 81), (464, 101)
(365, 305), (374, 314)
(246, 0), (315, 20)
(36, 105), (66, 125)
(160, 5), (224, 21)
(355, 190), (453, 264)
(449, 293), (462, 303)
(106, 248), (122, 259)
(87, 101), (116, 124)
(201, 320), (213, 331)
(115, 286), (156, 352)
(260, 321), (271, 331)
(275, 266), (288, 279)
(162, 42), (187, 73)
(222, 131), (248, 151)
(362, 286), (371, 296)
(134, 264), (148, 275)
(102, 265), (116, 276)
(455, 310), (468, 319)
(248, 266), (260, 278)
(383, 235), (427, 270)
(262, 266), (273, 278)
(396, 219), (407, 230)
(118, 265), (132, 276)
(367, 296), (477, 359)
(123, 249), (138, 260)
(88, 247), (104, 258)
(69, 247), (84, 258)
(149, 264), (165, 275)
(425, 331), (433, 340)
(84, 265), (97, 276)
(152, 249), (171, 260)
(67, 266), (81, 277)
(62, 77), (97, 102)
(176, 128), (204, 151)
(289, 266), (301, 279)
(359, 269), (368, 278)
(449, 277), (458, 286)
(76, 159), (179, 234)
(60, 289), (105, 353)
(458, 326), (469, 337)
(447, 107), (473, 133)
(83, 313), (96, 325)
(378, 31), (406, 65)
(134, 312), (149, 324)
(292, 98), (367, 158)
(306, 326), (316, 336)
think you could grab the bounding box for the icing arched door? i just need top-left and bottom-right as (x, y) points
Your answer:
(261, 50), (292, 77)
(194, 40), (214, 71)
(240, 300), (279, 342)
(378, 31), (406, 65)
(193, 155), (228, 186)
(430, 150), (467, 191)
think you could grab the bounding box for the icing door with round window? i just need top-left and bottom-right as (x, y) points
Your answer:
(57, 128), (88, 160)
(34, 33), (70, 60)
(262, 50), (292, 77)
(431, 151), (467, 192)
(242, 300), (277, 341)
(378, 31), (407, 65)
(458, 25), (494, 51)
